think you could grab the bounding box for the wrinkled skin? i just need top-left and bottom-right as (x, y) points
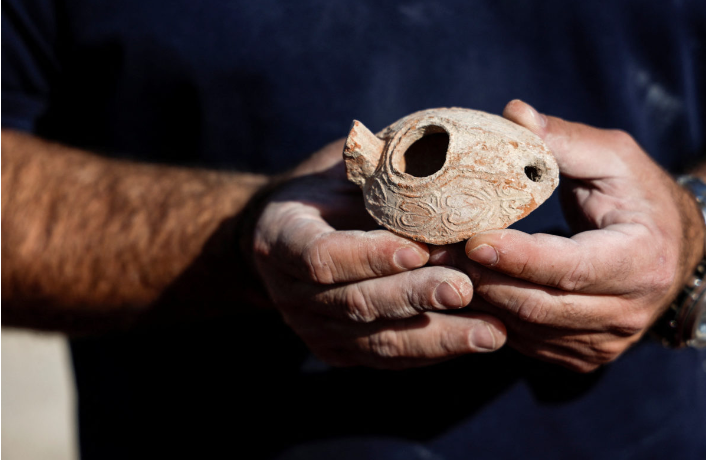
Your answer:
(252, 141), (507, 370)
(431, 100), (705, 373)
(251, 100), (704, 373)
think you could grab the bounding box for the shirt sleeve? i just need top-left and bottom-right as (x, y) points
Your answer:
(2, 0), (60, 133)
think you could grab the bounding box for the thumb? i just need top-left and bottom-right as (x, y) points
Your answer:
(502, 99), (630, 180)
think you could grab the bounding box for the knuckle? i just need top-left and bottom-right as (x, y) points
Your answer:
(343, 285), (378, 323)
(511, 293), (549, 325)
(560, 298), (586, 324)
(608, 129), (636, 149)
(439, 327), (466, 354)
(362, 243), (387, 277)
(394, 269), (450, 316)
(415, 273), (445, 312)
(408, 284), (429, 313)
(610, 310), (650, 337)
(608, 129), (632, 142)
(303, 238), (335, 284)
(633, 239), (678, 296)
(367, 330), (404, 358)
(648, 265), (677, 296)
(557, 256), (595, 292)
(592, 341), (628, 364)
(513, 256), (532, 279)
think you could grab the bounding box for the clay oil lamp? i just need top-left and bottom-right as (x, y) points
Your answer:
(343, 108), (559, 244)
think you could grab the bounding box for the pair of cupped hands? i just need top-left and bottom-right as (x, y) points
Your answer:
(251, 100), (704, 373)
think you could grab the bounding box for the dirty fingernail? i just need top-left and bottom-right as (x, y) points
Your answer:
(394, 247), (425, 269)
(434, 281), (465, 309)
(470, 324), (499, 352)
(467, 244), (498, 265)
(428, 247), (452, 265)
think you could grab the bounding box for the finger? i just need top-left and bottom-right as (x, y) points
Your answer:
(508, 331), (632, 373)
(469, 297), (636, 370)
(468, 296), (594, 338)
(428, 242), (465, 266)
(259, 200), (428, 283)
(502, 99), (632, 179)
(344, 311), (507, 368)
(308, 266), (474, 322)
(465, 227), (654, 295)
(460, 262), (644, 336)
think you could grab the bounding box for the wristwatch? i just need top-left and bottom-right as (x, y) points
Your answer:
(651, 175), (706, 348)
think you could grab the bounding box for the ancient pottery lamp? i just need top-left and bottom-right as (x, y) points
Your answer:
(343, 108), (559, 244)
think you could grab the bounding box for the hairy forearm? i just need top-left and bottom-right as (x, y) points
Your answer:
(2, 129), (271, 333)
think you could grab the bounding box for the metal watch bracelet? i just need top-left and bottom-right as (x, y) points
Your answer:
(651, 175), (706, 348)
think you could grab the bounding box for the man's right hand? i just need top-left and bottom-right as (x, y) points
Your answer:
(251, 141), (506, 369)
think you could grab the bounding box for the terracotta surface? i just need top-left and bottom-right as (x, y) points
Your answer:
(343, 108), (559, 244)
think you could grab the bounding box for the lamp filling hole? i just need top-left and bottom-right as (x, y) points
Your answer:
(401, 130), (449, 177)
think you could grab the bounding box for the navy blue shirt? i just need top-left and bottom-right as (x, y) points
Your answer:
(3, 1), (706, 458)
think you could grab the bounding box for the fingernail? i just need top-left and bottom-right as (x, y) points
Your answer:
(433, 281), (465, 309)
(470, 324), (499, 352)
(524, 102), (547, 128)
(467, 244), (498, 266)
(394, 247), (425, 269)
(428, 247), (452, 265)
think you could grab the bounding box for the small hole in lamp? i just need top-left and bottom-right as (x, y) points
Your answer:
(525, 165), (543, 182)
